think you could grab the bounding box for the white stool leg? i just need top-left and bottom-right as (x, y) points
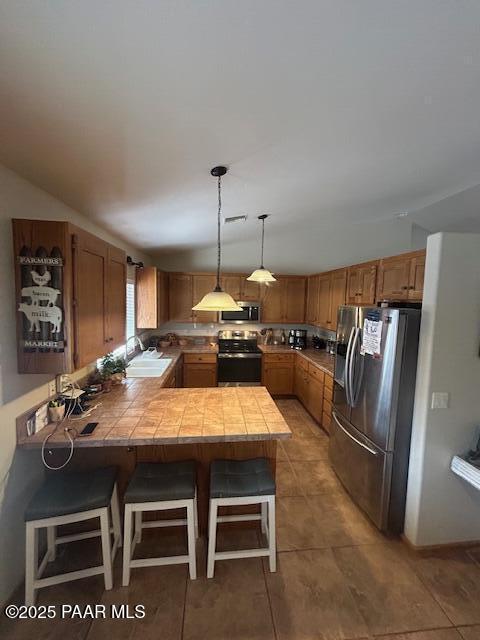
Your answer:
(110, 483), (122, 549)
(193, 492), (199, 539)
(267, 496), (276, 573)
(100, 509), (113, 590)
(186, 501), (197, 580)
(261, 502), (268, 538)
(206, 499), (218, 579)
(135, 511), (142, 543)
(47, 525), (56, 561)
(25, 522), (38, 605)
(122, 505), (133, 587)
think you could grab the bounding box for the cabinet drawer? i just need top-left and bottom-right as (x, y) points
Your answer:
(308, 364), (324, 383)
(296, 354), (309, 371)
(323, 398), (332, 416)
(183, 353), (217, 364)
(324, 374), (333, 391)
(323, 383), (333, 401)
(263, 353), (295, 364)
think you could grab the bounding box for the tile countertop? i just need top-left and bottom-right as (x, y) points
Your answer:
(18, 385), (291, 449)
(258, 345), (335, 376)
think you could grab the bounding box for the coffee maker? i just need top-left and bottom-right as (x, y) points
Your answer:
(288, 329), (307, 350)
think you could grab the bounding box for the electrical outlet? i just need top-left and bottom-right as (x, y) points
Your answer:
(56, 374), (70, 394)
(48, 380), (56, 397)
(431, 392), (450, 409)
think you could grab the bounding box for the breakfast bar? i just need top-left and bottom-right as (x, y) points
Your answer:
(17, 383), (291, 531)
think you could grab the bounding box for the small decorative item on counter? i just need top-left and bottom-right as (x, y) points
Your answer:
(178, 338), (189, 347)
(166, 332), (178, 346)
(48, 398), (65, 423)
(159, 336), (171, 348)
(280, 330), (286, 345)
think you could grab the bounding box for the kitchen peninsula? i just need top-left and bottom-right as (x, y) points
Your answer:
(17, 383), (291, 531)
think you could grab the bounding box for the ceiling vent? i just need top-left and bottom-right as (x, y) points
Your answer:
(223, 215), (247, 224)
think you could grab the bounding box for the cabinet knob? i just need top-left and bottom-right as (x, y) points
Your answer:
(401, 286), (408, 290)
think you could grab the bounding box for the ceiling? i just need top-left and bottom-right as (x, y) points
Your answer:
(2, 0), (480, 273)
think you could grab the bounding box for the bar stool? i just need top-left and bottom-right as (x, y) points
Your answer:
(122, 461), (198, 586)
(207, 458), (276, 579)
(24, 466), (121, 605)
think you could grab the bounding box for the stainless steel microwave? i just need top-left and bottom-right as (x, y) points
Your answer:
(219, 302), (261, 324)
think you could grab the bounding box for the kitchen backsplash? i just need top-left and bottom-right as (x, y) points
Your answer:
(154, 322), (336, 342)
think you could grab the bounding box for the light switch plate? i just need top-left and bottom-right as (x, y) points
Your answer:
(431, 392), (450, 409)
(47, 380), (56, 397)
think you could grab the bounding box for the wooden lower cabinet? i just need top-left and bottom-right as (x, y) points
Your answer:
(183, 353), (217, 388)
(293, 354), (333, 433)
(262, 353), (295, 395)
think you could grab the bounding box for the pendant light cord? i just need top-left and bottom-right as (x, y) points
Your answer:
(260, 216), (265, 269)
(216, 175), (222, 290)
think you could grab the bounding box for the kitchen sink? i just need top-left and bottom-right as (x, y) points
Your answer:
(126, 353), (172, 378)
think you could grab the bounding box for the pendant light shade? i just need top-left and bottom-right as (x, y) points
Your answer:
(247, 214), (277, 283)
(192, 166), (242, 312)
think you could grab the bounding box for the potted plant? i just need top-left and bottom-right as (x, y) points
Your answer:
(48, 398), (65, 422)
(111, 355), (127, 384)
(100, 353), (116, 391)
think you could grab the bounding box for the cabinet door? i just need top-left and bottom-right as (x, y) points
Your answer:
(346, 268), (360, 305)
(284, 277), (306, 323)
(307, 375), (324, 423)
(294, 366), (308, 406)
(306, 275), (320, 324)
(262, 279), (285, 322)
(157, 270), (169, 326)
(192, 274), (218, 323)
(184, 363), (217, 387)
(168, 273), (193, 322)
(408, 254), (425, 300)
(376, 257), (410, 300)
(329, 269), (347, 329)
(136, 266), (157, 329)
(105, 245), (126, 350)
(221, 275), (242, 301)
(73, 230), (108, 368)
(241, 277), (261, 301)
(263, 365), (293, 395)
(317, 274), (332, 329)
(358, 265), (377, 304)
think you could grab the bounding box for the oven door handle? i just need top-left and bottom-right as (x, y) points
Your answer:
(218, 353), (262, 359)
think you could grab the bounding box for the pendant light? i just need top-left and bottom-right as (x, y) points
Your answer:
(192, 166), (243, 312)
(247, 214), (277, 283)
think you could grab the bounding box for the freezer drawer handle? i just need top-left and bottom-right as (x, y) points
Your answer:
(332, 412), (378, 456)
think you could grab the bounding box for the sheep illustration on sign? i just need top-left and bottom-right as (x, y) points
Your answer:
(18, 269), (63, 333)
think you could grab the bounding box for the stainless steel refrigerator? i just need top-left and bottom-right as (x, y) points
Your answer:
(329, 305), (421, 533)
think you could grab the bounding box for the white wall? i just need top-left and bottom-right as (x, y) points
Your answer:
(405, 232), (480, 547)
(0, 164), (150, 605)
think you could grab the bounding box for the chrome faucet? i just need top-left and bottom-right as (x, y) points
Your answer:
(125, 334), (145, 361)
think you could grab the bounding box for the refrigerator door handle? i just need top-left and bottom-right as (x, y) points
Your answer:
(351, 327), (364, 406)
(344, 326), (356, 405)
(332, 411), (379, 456)
(347, 327), (360, 406)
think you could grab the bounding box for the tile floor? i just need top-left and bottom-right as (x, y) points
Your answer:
(2, 398), (480, 640)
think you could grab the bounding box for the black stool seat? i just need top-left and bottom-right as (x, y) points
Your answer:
(210, 458), (275, 499)
(25, 466), (117, 522)
(124, 461), (196, 503)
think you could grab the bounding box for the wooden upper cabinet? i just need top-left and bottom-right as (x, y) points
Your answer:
(376, 250), (426, 301)
(241, 277), (261, 301)
(306, 275), (319, 324)
(157, 270), (169, 325)
(192, 274), (218, 323)
(220, 275), (242, 301)
(168, 273), (193, 322)
(283, 277), (306, 323)
(346, 262), (377, 305)
(72, 228), (108, 369)
(261, 276), (306, 323)
(329, 269), (347, 329)
(408, 253), (425, 300)
(317, 274), (332, 329)
(105, 245), (126, 349)
(262, 279), (284, 322)
(136, 266), (158, 329)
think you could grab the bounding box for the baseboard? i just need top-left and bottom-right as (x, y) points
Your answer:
(401, 533), (480, 552)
